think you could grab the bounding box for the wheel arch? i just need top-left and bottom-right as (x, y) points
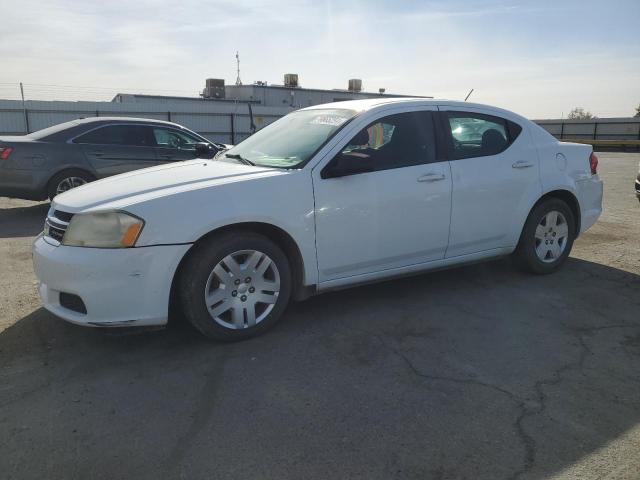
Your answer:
(168, 221), (314, 323)
(521, 189), (581, 243)
(45, 166), (97, 197)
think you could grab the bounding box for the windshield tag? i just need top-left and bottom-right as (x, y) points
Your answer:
(309, 115), (348, 126)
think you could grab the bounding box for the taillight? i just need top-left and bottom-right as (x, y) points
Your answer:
(589, 152), (598, 175)
(0, 146), (13, 160)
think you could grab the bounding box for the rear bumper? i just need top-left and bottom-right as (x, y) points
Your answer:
(33, 235), (191, 327)
(0, 167), (48, 200)
(0, 186), (46, 201)
(576, 175), (603, 234)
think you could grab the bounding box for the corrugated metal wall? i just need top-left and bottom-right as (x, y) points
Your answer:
(1, 99), (639, 145)
(0, 99), (292, 143)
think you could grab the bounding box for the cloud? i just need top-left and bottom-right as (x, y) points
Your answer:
(0, 0), (638, 117)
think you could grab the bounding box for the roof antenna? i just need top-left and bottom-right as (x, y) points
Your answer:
(235, 51), (242, 86)
(464, 88), (474, 101)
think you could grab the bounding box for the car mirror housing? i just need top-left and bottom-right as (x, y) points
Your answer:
(322, 152), (374, 179)
(195, 142), (216, 159)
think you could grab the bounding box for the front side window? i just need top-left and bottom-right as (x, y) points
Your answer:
(73, 125), (153, 147)
(332, 111), (436, 174)
(153, 128), (201, 150)
(221, 108), (357, 168)
(446, 112), (522, 158)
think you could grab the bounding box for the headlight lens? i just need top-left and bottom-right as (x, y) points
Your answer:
(62, 211), (144, 248)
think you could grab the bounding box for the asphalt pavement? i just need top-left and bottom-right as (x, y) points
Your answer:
(1, 153), (639, 480)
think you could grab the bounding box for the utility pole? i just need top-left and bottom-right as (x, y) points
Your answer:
(20, 82), (29, 133)
(235, 51), (242, 86)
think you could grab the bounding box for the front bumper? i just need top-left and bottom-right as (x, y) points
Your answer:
(33, 235), (191, 327)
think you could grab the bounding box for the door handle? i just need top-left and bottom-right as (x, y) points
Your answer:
(417, 173), (446, 182)
(512, 161), (534, 169)
(90, 151), (105, 157)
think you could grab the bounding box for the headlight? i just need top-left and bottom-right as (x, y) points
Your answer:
(62, 211), (145, 248)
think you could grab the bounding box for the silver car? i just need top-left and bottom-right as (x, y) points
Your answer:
(0, 117), (225, 200)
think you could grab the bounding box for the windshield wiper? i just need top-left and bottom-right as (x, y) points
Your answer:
(225, 153), (255, 166)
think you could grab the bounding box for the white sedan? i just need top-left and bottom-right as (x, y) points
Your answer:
(33, 98), (603, 340)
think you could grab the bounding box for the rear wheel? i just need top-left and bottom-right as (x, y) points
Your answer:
(47, 169), (94, 200)
(178, 232), (292, 341)
(513, 198), (575, 274)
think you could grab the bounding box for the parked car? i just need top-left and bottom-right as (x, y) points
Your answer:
(0, 117), (227, 200)
(33, 98), (603, 341)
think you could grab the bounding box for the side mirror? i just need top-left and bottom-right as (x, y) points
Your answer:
(195, 142), (217, 159)
(322, 152), (374, 179)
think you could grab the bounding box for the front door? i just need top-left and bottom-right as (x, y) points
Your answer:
(152, 126), (202, 163)
(313, 109), (452, 282)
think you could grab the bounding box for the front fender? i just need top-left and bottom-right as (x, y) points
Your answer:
(130, 171), (318, 285)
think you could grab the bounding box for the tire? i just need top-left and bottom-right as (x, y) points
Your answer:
(178, 231), (292, 341)
(47, 169), (95, 201)
(513, 198), (576, 274)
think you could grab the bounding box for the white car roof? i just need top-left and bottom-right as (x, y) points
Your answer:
(302, 97), (531, 124)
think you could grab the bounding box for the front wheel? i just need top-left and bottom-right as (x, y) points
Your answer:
(513, 198), (576, 274)
(178, 232), (292, 341)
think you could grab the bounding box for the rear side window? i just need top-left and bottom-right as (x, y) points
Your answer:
(444, 112), (522, 159)
(73, 125), (154, 146)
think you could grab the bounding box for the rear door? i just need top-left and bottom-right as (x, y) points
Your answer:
(152, 127), (202, 163)
(438, 108), (541, 257)
(74, 124), (158, 176)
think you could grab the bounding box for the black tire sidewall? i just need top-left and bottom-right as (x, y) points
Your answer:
(515, 199), (576, 274)
(178, 232), (292, 341)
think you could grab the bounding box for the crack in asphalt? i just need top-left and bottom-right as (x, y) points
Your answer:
(343, 322), (640, 480)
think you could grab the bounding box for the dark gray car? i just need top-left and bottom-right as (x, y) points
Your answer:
(0, 117), (226, 200)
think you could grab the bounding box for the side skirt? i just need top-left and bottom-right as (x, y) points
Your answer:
(316, 247), (515, 293)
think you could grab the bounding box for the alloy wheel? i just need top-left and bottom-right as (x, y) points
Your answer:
(534, 210), (569, 263)
(204, 249), (280, 329)
(56, 176), (87, 195)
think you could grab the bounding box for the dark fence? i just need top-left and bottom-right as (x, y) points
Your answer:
(535, 118), (640, 150)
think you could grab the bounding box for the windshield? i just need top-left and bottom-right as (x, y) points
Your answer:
(221, 108), (357, 168)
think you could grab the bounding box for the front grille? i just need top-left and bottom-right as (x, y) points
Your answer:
(44, 210), (74, 244)
(53, 210), (74, 223)
(46, 222), (66, 242)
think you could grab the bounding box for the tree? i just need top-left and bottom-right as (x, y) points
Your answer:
(635, 104), (640, 117)
(567, 107), (596, 120)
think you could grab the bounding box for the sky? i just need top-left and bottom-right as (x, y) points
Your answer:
(0, 0), (638, 118)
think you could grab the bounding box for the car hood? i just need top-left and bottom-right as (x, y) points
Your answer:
(53, 160), (285, 213)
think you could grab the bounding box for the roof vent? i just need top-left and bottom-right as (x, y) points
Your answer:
(284, 73), (299, 88)
(202, 78), (225, 99)
(348, 79), (362, 92)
